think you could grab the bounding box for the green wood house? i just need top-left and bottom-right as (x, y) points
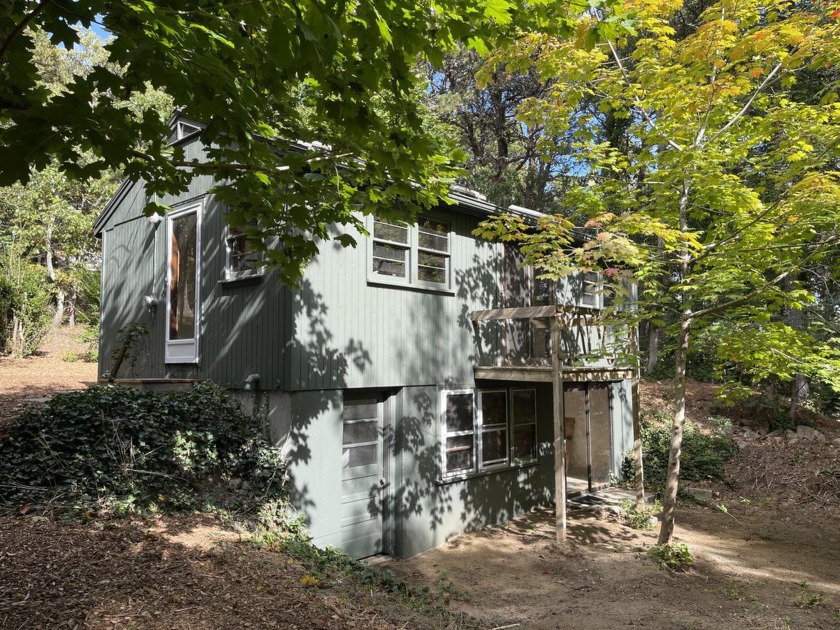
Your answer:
(95, 121), (638, 559)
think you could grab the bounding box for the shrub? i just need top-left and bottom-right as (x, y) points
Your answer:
(619, 499), (662, 531)
(0, 382), (287, 517)
(0, 248), (52, 357)
(621, 412), (739, 495)
(650, 542), (694, 571)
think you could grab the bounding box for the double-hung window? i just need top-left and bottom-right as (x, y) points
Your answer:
(441, 387), (538, 478)
(370, 217), (451, 290)
(442, 390), (475, 475)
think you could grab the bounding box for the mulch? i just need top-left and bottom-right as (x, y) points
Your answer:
(0, 515), (407, 630)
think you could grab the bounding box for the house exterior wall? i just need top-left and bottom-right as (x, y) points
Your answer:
(96, 131), (637, 560)
(283, 379), (634, 558)
(285, 212), (501, 392)
(98, 138), (297, 388)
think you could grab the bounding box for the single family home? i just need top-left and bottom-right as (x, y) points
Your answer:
(94, 116), (639, 559)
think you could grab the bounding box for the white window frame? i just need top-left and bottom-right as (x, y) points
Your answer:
(441, 387), (538, 479)
(176, 121), (201, 140)
(477, 389), (509, 470)
(440, 389), (476, 477)
(224, 221), (264, 281)
(368, 216), (452, 292)
(165, 202), (202, 364)
(581, 271), (603, 308)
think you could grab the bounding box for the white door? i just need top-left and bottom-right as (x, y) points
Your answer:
(340, 400), (384, 559)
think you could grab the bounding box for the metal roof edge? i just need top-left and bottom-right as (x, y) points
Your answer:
(93, 177), (135, 236)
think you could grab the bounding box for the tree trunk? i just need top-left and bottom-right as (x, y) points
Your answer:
(657, 316), (691, 545)
(645, 324), (660, 376)
(67, 288), (77, 328)
(52, 289), (65, 327)
(782, 275), (808, 422)
(790, 374), (810, 423)
(45, 220), (64, 328)
(659, 177), (692, 546)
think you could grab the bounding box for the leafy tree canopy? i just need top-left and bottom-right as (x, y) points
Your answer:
(476, 0), (840, 543)
(1, 0), (629, 285)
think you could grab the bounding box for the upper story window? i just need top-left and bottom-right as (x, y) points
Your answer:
(370, 216), (452, 291)
(224, 222), (263, 280)
(176, 121), (201, 140)
(582, 271), (601, 308)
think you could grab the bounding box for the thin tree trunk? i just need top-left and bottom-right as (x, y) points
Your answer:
(657, 315), (691, 545)
(67, 288), (76, 328)
(783, 275), (808, 422)
(645, 325), (660, 376)
(45, 220), (64, 327)
(52, 289), (65, 327)
(790, 374), (810, 423)
(658, 177), (692, 546)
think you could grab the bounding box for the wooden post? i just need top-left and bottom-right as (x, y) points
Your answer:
(551, 314), (567, 543)
(629, 325), (645, 507)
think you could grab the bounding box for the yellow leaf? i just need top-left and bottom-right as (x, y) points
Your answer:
(299, 575), (320, 587)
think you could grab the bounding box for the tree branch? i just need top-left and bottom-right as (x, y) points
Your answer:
(705, 61), (783, 145)
(0, 0), (51, 63)
(607, 40), (684, 152)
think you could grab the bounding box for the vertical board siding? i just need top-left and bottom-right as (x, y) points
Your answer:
(288, 211), (500, 392)
(98, 137), (291, 388)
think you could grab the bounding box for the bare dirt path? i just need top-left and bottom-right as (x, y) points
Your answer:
(393, 500), (840, 630)
(0, 328), (98, 429)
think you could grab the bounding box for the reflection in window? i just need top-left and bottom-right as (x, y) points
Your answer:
(225, 223), (262, 278)
(169, 212), (197, 340)
(443, 391), (474, 474)
(512, 389), (537, 461)
(370, 216), (450, 289)
(480, 390), (508, 468)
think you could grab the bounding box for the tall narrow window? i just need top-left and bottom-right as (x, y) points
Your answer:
(166, 204), (200, 363)
(511, 389), (537, 462)
(416, 218), (450, 286)
(442, 390), (475, 475)
(582, 271), (601, 307)
(478, 390), (508, 469)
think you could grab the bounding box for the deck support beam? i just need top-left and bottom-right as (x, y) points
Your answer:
(551, 315), (567, 543)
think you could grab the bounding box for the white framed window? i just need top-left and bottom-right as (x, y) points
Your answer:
(581, 271), (603, 308)
(369, 216), (451, 290)
(165, 202), (201, 364)
(441, 387), (538, 478)
(224, 222), (263, 280)
(176, 121), (201, 140)
(441, 390), (475, 476)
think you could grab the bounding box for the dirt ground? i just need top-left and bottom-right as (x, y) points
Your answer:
(2, 335), (840, 629)
(392, 381), (840, 630)
(0, 328), (98, 430)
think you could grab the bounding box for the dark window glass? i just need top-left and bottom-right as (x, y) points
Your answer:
(445, 435), (473, 473)
(169, 213), (197, 340)
(445, 393), (473, 433)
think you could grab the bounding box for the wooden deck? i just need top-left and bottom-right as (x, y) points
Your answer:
(474, 365), (633, 382)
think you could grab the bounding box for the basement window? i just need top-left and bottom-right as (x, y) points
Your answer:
(440, 387), (538, 479)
